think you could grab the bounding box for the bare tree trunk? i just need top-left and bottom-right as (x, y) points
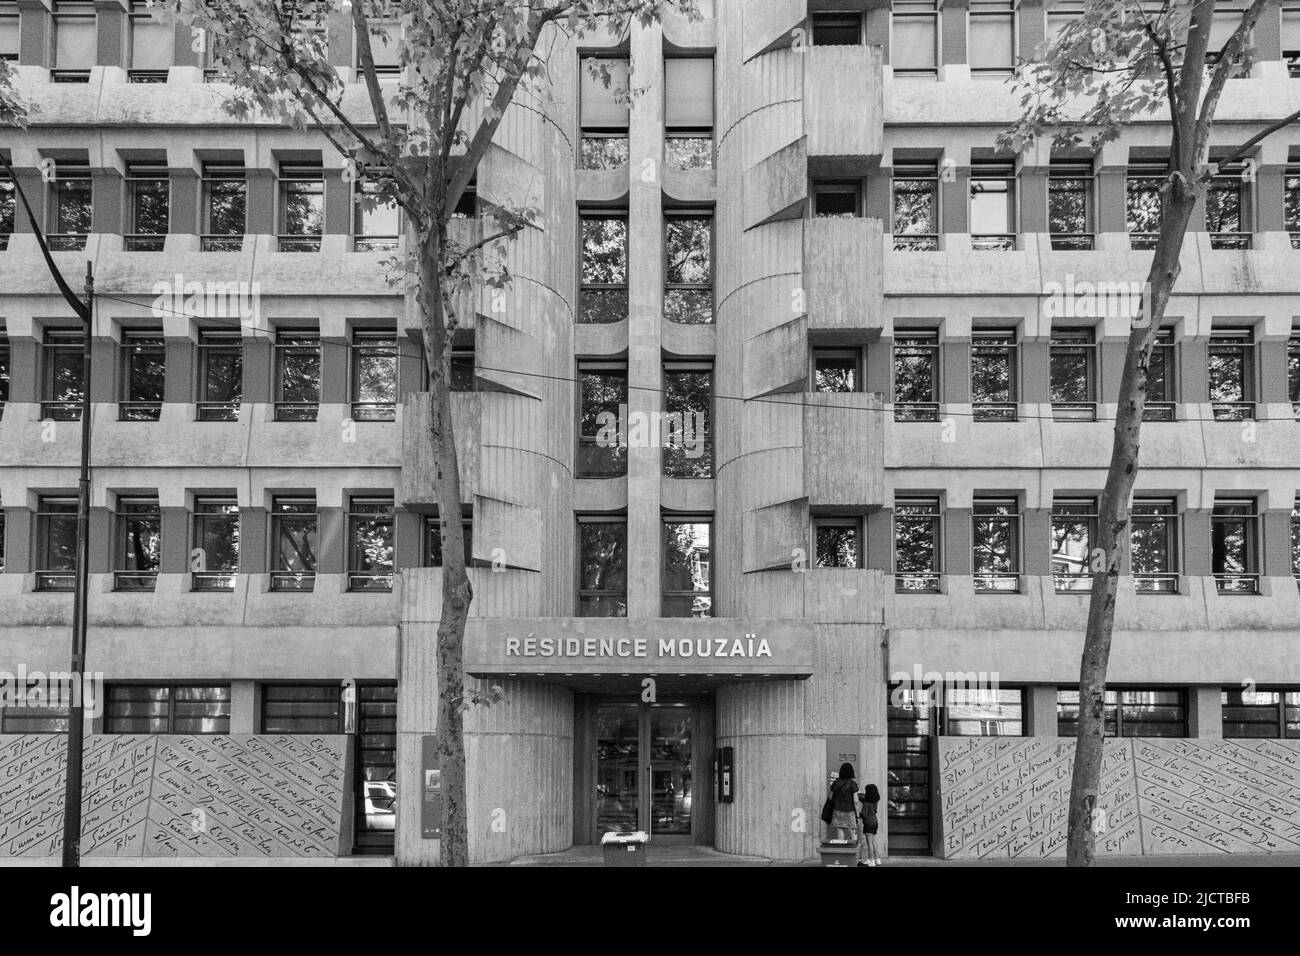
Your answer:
(1065, 188), (1197, 866)
(417, 226), (474, 867)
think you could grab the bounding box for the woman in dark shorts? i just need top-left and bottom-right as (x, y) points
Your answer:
(860, 782), (881, 866)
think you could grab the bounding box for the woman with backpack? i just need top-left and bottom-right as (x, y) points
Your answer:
(827, 762), (862, 861)
(860, 782), (882, 866)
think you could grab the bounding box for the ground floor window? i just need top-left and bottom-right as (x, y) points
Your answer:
(943, 687), (1024, 736)
(1056, 687), (1186, 737)
(104, 684), (232, 734)
(1222, 687), (1300, 738)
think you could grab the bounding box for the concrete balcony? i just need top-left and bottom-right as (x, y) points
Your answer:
(0, 233), (401, 300)
(805, 45), (883, 163)
(884, 409), (1300, 472)
(804, 391), (884, 507)
(0, 572), (396, 677)
(399, 391), (480, 506)
(804, 216), (883, 338)
(0, 401), (400, 471)
(7, 65), (383, 129)
(888, 573), (1300, 684)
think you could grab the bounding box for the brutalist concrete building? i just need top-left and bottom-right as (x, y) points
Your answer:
(2, 0), (1299, 864)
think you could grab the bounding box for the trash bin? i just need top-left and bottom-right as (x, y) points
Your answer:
(819, 840), (860, 867)
(601, 830), (650, 867)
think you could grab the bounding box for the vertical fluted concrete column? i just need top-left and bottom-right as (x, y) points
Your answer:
(160, 506), (189, 575)
(1189, 687), (1223, 739)
(94, 0), (124, 68)
(242, 330), (272, 405)
(625, 24), (665, 619)
(11, 169), (42, 233)
(1027, 685), (1058, 737)
(941, 0), (968, 66)
(1256, 164), (1285, 236)
(18, 1), (50, 68)
(169, 168), (199, 237)
(3, 506), (33, 574)
(945, 507), (972, 576)
(92, 167), (121, 236)
(7, 336), (38, 402)
(1097, 165), (1126, 236)
(1020, 166), (1048, 234)
(239, 506), (267, 575)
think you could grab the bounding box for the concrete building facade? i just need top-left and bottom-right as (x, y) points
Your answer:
(2, 0), (1300, 863)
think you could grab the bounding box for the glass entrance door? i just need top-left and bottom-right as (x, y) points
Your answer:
(594, 701), (696, 842)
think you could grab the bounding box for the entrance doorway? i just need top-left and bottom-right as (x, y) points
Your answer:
(577, 696), (713, 845)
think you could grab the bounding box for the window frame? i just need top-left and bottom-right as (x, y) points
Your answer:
(118, 328), (166, 422)
(1131, 497), (1180, 593)
(812, 347), (864, 394)
(41, 327), (85, 421)
(970, 328), (1018, 421)
(347, 495), (395, 593)
(812, 179), (864, 219)
(967, 0), (1017, 76)
(349, 328), (398, 422)
(894, 496), (942, 593)
(114, 495), (162, 592)
(1057, 686), (1188, 738)
(1049, 327), (1098, 421)
(577, 515), (628, 617)
(892, 162), (940, 250)
(422, 514), (473, 569)
(1221, 686), (1300, 739)
(200, 161), (247, 251)
(1050, 497), (1098, 593)
(123, 162), (170, 250)
(577, 361), (629, 478)
(893, 329), (941, 421)
(891, 0), (939, 77)
(277, 160), (325, 252)
(271, 496), (318, 592)
(35, 495), (79, 591)
(661, 516), (713, 618)
(195, 329), (243, 421)
(47, 160), (92, 251)
(1047, 160), (1095, 250)
(1211, 497), (1260, 595)
(1208, 328), (1256, 421)
(578, 210), (629, 324)
(104, 683), (233, 735)
(971, 496), (1022, 593)
(663, 210), (714, 325)
(812, 515), (863, 569)
(191, 496), (239, 592)
(274, 329), (322, 422)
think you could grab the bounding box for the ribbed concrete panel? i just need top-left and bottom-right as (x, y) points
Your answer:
(742, 316), (808, 397)
(400, 393), (480, 506)
(401, 568), (544, 620)
(716, 679), (822, 858)
(804, 45), (883, 159)
(740, 0), (806, 63)
(736, 568), (886, 621)
(474, 496), (542, 571)
(804, 393), (884, 507)
(804, 624), (886, 735)
(804, 217), (884, 334)
(741, 498), (807, 573)
(465, 680), (573, 863)
(742, 137), (809, 229)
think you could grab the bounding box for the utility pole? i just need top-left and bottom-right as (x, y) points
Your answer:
(60, 262), (94, 868)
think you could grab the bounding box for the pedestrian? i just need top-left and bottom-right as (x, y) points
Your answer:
(860, 782), (881, 866)
(829, 762), (861, 856)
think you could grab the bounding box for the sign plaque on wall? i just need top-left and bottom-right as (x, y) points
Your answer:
(421, 735), (442, 840)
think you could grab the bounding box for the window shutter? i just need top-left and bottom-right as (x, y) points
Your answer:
(130, 18), (173, 70)
(55, 16), (97, 69)
(580, 57), (629, 129)
(664, 57), (714, 128)
(0, 16), (19, 60)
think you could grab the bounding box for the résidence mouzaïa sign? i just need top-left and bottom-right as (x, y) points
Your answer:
(506, 634), (774, 660)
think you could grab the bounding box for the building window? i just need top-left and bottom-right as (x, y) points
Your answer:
(0, 170), (13, 250)
(274, 330), (321, 422)
(1286, 167), (1300, 248)
(1049, 328), (1097, 420)
(1212, 498), (1259, 594)
(105, 684), (232, 734)
(423, 515), (472, 568)
(893, 330), (940, 421)
(1292, 499), (1300, 588)
(42, 329), (85, 421)
(894, 497), (941, 593)
(812, 348), (862, 393)
(579, 57), (630, 169)
(972, 497), (1020, 592)
(663, 363), (712, 478)
(968, 1), (1015, 75)
(450, 348), (476, 391)
(578, 363), (628, 478)
(1205, 8), (1250, 76)
(119, 330), (166, 421)
(350, 329), (397, 422)
(201, 162), (246, 251)
(279, 161), (324, 252)
(1222, 687), (1300, 738)
(1131, 498), (1179, 593)
(52, 9), (95, 82)
(1051, 498), (1097, 592)
(1057, 688), (1186, 737)
(48, 160), (91, 251)
(355, 682), (398, 851)
(261, 684), (343, 733)
(0, 689), (70, 733)
(1289, 328), (1300, 419)
(813, 517), (862, 568)
(0, 333), (8, 417)
(664, 213), (713, 324)
(970, 330), (1017, 421)
(812, 12), (863, 44)
(892, 162), (939, 249)
(128, 7), (172, 82)
(0, 12), (18, 63)
(192, 498), (239, 591)
(36, 496), (79, 591)
(1206, 163), (1251, 249)
(945, 687), (1023, 735)
(813, 179), (862, 218)
(196, 331), (242, 421)
(664, 57), (713, 170)
(114, 496), (161, 592)
(891, 0), (938, 76)
(1126, 161), (1165, 250)
(579, 212), (628, 324)
(969, 160), (1016, 250)
(1144, 328), (1177, 421)
(578, 518), (627, 617)
(271, 497), (317, 591)
(1208, 328), (1255, 421)
(1285, 6), (1300, 77)
(663, 518), (712, 617)
(358, 19), (401, 76)
(348, 497), (394, 592)
(123, 163), (169, 251)
(354, 179), (401, 252)
(1048, 160), (1094, 250)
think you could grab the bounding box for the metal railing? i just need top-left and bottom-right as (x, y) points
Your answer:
(893, 234), (939, 251)
(1215, 573), (1259, 595)
(895, 572), (941, 594)
(1052, 401), (1097, 422)
(192, 571), (236, 592)
(40, 401), (82, 421)
(348, 572), (393, 592)
(118, 401), (162, 422)
(1049, 233), (1094, 251)
(355, 235), (399, 252)
(36, 571), (75, 591)
(350, 402), (396, 422)
(973, 572), (1020, 593)
(1135, 573), (1180, 594)
(113, 570), (158, 592)
(274, 402), (320, 422)
(200, 234), (243, 252)
(971, 234), (1016, 251)
(196, 401), (240, 422)
(124, 234), (165, 252)
(278, 235), (322, 252)
(1212, 401), (1255, 422)
(1143, 402), (1176, 422)
(1209, 232), (1251, 250)
(270, 571), (315, 592)
(47, 234), (87, 252)
(894, 402), (940, 422)
(1129, 232), (1159, 250)
(973, 402), (1017, 422)
(127, 70), (168, 84)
